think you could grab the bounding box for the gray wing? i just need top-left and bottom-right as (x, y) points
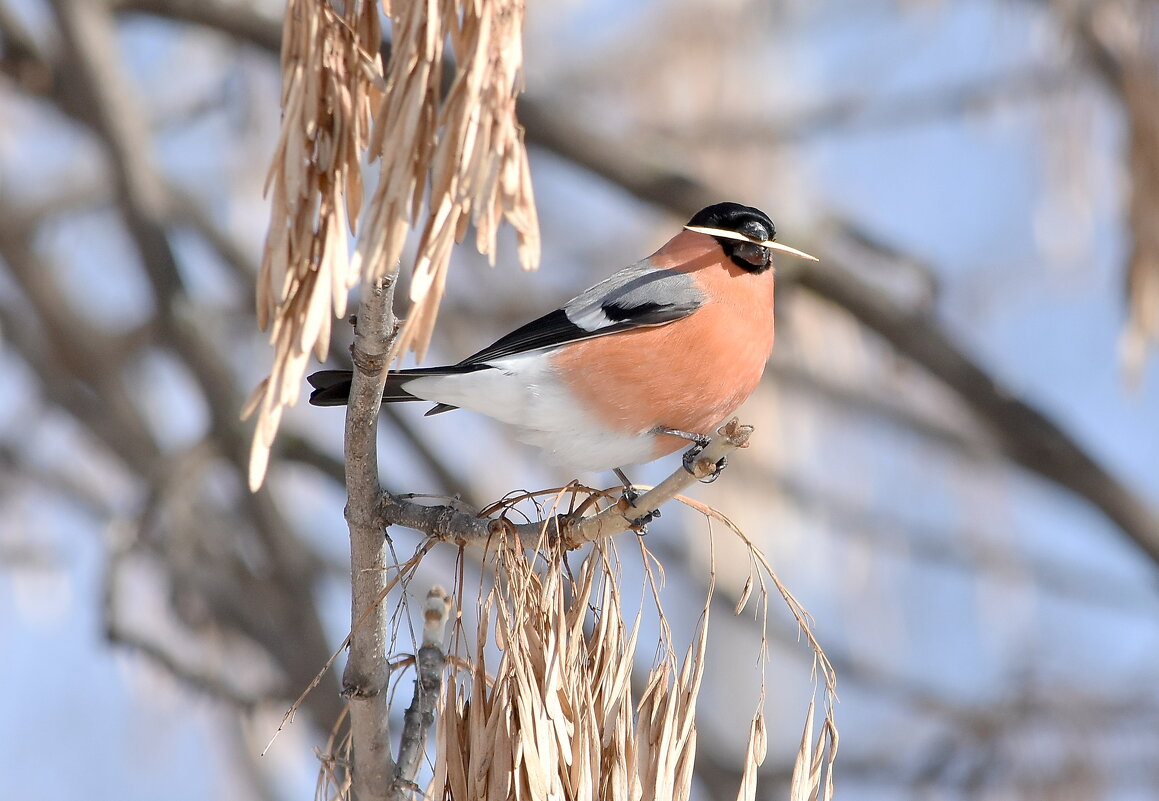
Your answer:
(563, 262), (705, 331)
(454, 262), (705, 365)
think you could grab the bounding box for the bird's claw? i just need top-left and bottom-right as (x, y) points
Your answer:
(629, 510), (659, 535)
(621, 484), (659, 535)
(682, 444), (727, 483)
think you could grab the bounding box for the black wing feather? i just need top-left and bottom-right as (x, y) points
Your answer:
(457, 282), (702, 365)
(308, 266), (705, 408)
(456, 309), (602, 364)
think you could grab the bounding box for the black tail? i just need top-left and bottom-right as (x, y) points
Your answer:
(307, 370), (358, 406)
(307, 369), (431, 407)
(307, 365), (488, 412)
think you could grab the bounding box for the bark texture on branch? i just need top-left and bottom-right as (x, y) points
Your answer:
(341, 277), (398, 801)
(375, 419), (753, 549)
(389, 586), (452, 799)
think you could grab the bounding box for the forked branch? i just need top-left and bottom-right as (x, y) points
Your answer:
(375, 418), (754, 549)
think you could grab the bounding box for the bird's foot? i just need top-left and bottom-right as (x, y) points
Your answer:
(654, 427), (726, 483)
(615, 468), (658, 535)
(625, 497), (660, 535)
(681, 443), (727, 483)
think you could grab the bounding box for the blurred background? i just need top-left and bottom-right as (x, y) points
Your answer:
(2, 0), (1159, 799)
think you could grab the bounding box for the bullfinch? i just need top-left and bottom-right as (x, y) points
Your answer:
(308, 202), (816, 476)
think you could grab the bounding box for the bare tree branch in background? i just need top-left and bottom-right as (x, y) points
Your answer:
(1, 0), (344, 730)
(1062, 0), (1159, 383)
(94, 0), (1159, 566)
(3, 1), (1159, 800)
(657, 66), (1079, 145)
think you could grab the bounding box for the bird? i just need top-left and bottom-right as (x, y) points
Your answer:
(308, 202), (816, 480)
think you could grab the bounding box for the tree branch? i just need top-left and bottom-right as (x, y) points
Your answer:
(566, 418), (752, 545)
(389, 585), (452, 799)
(341, 274), (398, 800)
(376, 419), (754, 549)
(45, 0), (343, 727)
(657, 66), (1077, 144)
(117, 0), (282, 51)
(796, 223), (1159, 564)
(0, 212), (161, 466)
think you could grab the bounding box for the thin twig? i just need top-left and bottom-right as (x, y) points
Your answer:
(376, 419), (754, 550)
(389, 586), (453, 799)
(566, 419), (753, 546)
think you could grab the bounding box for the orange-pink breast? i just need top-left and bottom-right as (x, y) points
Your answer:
(550, 233), (775, 459)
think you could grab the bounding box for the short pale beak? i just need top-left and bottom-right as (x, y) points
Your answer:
(684, 224), (819, 262)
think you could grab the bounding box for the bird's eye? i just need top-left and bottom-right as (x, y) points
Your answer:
(733, 242), (770, 268)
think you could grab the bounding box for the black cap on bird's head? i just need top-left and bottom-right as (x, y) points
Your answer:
(685, 202), (817, 273)
(688, 202), (776, 242)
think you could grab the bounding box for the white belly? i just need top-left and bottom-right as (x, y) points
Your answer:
(401, 354), (659, 472)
